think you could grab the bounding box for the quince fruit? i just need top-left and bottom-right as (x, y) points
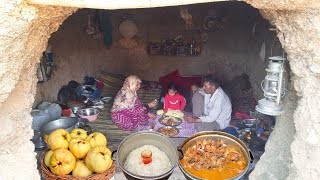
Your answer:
(69, 137), (91, 159)
(49, 149), (76, 175)
(85, 145), (112, 173)
(72, 160), (93, 177)
(44, 150), (53, 167)
(86, 132), (107, 148)
(47, 129), (71, 150)
(70, 128), (87, 139)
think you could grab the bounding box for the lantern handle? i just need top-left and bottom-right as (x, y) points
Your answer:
(261, 79), (287, 98)
(261, 80), (267, 94)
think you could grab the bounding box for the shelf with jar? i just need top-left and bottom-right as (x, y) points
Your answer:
(146, 35), (202, 57)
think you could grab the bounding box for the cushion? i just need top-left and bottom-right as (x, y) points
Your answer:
(159, 70), (181, 89)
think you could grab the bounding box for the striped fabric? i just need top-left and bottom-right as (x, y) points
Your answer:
(87, 103), (133, 145)
(89, 71), (162, 146)
(111, 98), (149, 131)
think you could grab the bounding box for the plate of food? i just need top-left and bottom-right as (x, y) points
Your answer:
(157, 126), (179, 137)
(159, 115), (182, 126)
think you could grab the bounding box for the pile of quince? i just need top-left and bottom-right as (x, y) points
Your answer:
(43, 128), (113, 178)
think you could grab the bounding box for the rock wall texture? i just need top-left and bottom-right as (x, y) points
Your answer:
(34, 2), (281, 105)
(0, 0), (319, 179)
(247, 1), (320, 180)
(0, 0), (76, 179)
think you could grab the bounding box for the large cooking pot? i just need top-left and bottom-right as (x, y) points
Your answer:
(40, 117), (90, 143)
(113, 131), (179, 180)
(178, 131), (253, 180)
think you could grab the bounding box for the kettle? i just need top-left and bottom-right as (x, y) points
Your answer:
(31, 131), (47, 151)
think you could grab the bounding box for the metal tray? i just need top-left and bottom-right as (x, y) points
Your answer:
(158, 115), (182, 126)
(157, 126), (180, 137)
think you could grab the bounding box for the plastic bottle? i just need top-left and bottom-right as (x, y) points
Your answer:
(190, 44), (194, 55)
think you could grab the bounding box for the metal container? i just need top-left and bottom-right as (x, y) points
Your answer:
(40, 117), (89, 143)
(243, 118), (258, 128)
(71, 106), (82, 114)
(77, 108), (100, 121)
(38, 102), (62, 121)
(31, 130), (47, 150)
(178, 131), (253, 180)
(31, 109), (50, 131)
(40, 117), (79, 134)
(113, 131), (178, 180)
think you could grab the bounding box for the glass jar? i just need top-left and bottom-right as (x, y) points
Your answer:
(245, 128), (252, 140)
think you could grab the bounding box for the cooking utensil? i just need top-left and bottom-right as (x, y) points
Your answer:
(31, 109), (51, 131)
(112, 131), (178, 180)
(31, 130), (47, 150)
(243, 118), (258, 128)
(102, 97), (113, 103)
(71, 106), (82, 114)
(178, 131), (253, 180)
(77, 108), (100, 121)
(40, 117), (79, 134)
(40, 117), (89, 143)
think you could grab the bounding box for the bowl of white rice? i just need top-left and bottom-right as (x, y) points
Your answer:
(113, 131), (179, 180)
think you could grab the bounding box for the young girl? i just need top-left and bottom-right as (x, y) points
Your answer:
(163, 83), (186, 112)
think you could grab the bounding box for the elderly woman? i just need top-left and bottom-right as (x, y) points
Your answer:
(111, 75), (156, 131)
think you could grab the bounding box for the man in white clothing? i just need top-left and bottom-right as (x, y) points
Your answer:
(184, 75), (232, 131)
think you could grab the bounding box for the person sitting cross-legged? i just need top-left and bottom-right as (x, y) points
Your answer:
(111, 75), (157, 131)
(184, 75), (232, 132)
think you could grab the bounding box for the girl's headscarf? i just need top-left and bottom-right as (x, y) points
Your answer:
(111, 75), (142, 112)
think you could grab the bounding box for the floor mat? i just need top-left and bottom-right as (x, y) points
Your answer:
(88, 103), (133, 146)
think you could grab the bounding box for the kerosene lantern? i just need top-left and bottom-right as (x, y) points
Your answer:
(256, 56), (287, 116)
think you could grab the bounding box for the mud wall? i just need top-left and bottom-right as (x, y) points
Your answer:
(0, 0), (319, 179)
(34, 2), (281, 105)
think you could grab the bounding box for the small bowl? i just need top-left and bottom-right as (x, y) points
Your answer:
(243, 118), (258, 127)
(71, 106), (82, 114)
(77, 108), (100, 122)
(91, 105), (104, 109)
(102, 97), (113, 104)
(61, 108), (72, 117)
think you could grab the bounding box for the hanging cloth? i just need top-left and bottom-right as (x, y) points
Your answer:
(98, 10), (113, 48)
(259, 40), (266, 62)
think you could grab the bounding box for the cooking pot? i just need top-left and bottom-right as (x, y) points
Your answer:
(38, 102), (62, 120)
(178, 131), (253, 180)
(40, 117), (90, 143)
(31, 109), (50, 131)
(112, 131), (179, 180)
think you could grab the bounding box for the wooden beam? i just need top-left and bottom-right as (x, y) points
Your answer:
(26, 0), (227, 9)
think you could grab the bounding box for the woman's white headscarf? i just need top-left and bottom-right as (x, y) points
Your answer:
(111, 75), (141, 112)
